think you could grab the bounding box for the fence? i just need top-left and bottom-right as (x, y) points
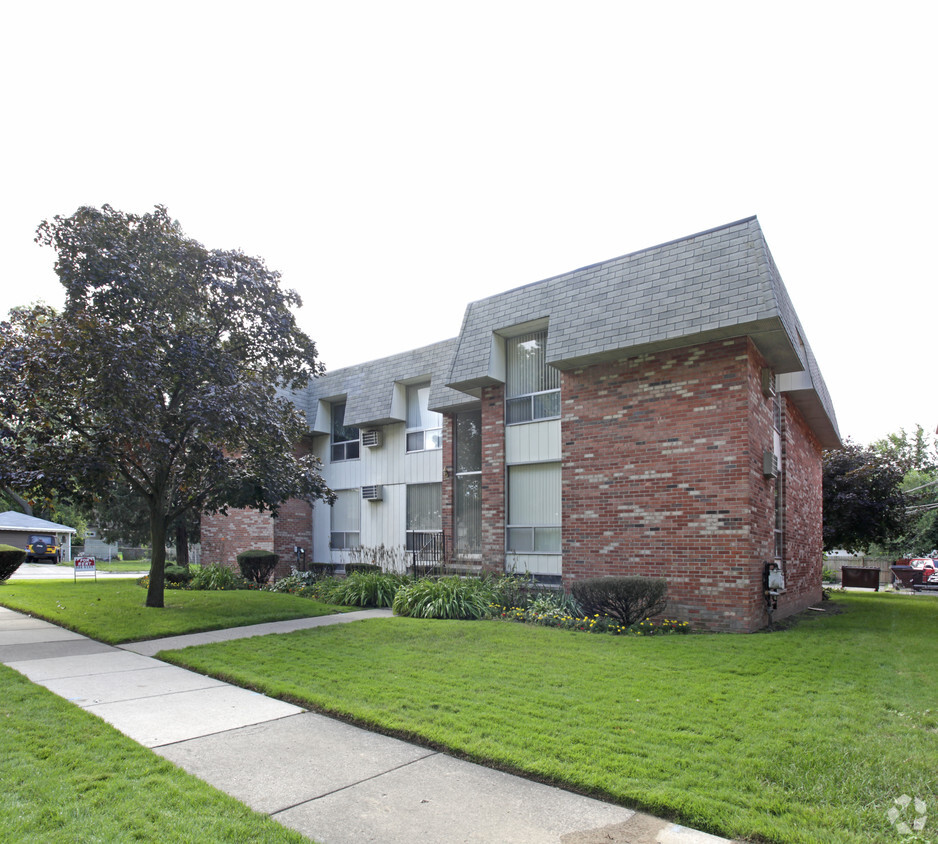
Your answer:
(825, 556), (894, 588)
(69, 543), (201, 565)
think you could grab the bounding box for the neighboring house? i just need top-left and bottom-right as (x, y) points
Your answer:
(0, 511), (78, 562)
(203, 217), (841, 631)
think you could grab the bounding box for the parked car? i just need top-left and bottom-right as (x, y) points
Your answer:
(890, 558), (938, 591)
(25, 534), (61, 563)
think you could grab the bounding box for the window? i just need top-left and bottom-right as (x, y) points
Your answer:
(330, 489), (360, 550)
(454, 409), (482, 556)
(405, 383), (442, 452)
(505, 330), (560, 424)
(406, 483), (442, 557)
(331, 402), (360, 461)
(507, 462), (561, 553)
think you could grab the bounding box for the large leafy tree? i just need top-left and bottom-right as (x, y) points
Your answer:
(822, 440), (908, 553)
(0, 205), (332, 606)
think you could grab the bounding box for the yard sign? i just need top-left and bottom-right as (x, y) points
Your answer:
(74, 556), (96, 582)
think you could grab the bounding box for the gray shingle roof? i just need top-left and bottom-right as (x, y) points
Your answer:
(305, 339), (474, 429)
(444, 217), (840, 446)
(296, 217), (839, 448)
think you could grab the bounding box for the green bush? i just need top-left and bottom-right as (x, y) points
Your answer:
(164, 564), (193, 586)
(571, 575), (668, 627)
(345, 562), (382, 575)
(236, 550), (279, 585)
(0, 544), (26, 583)
(821, 566), (838, 583)
(393, 576), (496, 619)
(337, 571), (407, 607)
(190, 564), (244, 591)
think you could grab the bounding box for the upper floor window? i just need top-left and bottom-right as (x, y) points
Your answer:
(405, 383), (442, 452)
(505, 330), (560, 425)
(331, 402), (360, 461)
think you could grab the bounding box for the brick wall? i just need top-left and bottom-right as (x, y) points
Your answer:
(480, 384), (506, 574)
(774, 399), (824, 620)
(560, 337), (785, 632)
(441, 413), (455, 560)
(200, 507), (275, 572)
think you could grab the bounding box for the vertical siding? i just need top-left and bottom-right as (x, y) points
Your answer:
(505, 420), (561, 464)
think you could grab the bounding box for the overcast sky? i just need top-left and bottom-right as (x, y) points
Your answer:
(2, 1), (935, 446)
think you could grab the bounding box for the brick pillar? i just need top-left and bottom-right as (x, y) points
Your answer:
(480, 384), (505, 573)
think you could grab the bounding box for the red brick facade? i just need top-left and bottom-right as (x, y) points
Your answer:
(548, 337), (822, 632)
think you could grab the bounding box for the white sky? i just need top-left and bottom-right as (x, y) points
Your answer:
(2, 1), (935, 446)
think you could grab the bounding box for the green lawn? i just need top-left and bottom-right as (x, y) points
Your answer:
(59, 558), (151, 571)
(0, 663), (308, 843)
(161, 593), (938, 844)
(0, 580), (346, 644)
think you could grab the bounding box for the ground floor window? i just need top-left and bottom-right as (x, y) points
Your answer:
(330, 489), (360, 550)
(507, 462), (561, 553)
(406, 483), (442, 557)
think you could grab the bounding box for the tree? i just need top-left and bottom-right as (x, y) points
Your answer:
(0, 205), (333, 607)
(822, 440), (908, 553)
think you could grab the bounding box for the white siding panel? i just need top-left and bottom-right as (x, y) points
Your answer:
(361, 483), (406, 551)
(506, 553), (562, 576)
(506, 420), (561, 464)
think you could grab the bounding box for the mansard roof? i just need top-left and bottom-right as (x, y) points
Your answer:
(439, 216), (840, 448)
(304, 338), (474, 431)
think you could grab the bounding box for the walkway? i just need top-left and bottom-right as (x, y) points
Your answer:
(0, 605), (736, 844)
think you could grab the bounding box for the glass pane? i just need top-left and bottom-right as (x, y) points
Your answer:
(533, 390), (560, 420)
(534, 527), (561, 553)
(426, 429), (442, 450)
(330, 532), (345, 550)
(331, 443), (345, 462)
(455, 410), (481, 473)
(507, 527), (534, 553)
(406, 431), (424, 452)
(455, 474), (481, 554)
(407, 484), (442, 531)
(506, 397), (532, 425)
(332, 402), (359, 444)
(332, 490), (360, 532)
(508, 463), (561, 524)
(406, 384), (424, 429)
(345, 440), (359, 460)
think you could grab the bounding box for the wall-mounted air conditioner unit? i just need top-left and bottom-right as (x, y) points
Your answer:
(361, 485), (383, 501)
(362, 430), (382, 448)
(762, 450), (779, 478)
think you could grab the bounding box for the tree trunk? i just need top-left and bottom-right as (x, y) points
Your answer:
(146, 507), (168, 608)
(175, 522), (189, 566)
(5, 488), (32, 516)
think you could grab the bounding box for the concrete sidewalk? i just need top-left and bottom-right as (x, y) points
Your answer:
(0, 605), (735, 844)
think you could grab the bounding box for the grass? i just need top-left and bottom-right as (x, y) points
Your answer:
(161, 593), (938, 844)
(59, 558), (151, 571)
(0, 663), (308, 843)
(0, 580), (346, 644)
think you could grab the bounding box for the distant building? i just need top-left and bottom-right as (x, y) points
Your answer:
(203, 217), (840, 631)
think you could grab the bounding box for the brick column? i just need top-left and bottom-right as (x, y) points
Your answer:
(480, 384), (505, 573)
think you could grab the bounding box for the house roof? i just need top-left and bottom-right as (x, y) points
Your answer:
(305, 338), (475, 430)
(437, 216), (840, 448)
(0, 511), (77, 534)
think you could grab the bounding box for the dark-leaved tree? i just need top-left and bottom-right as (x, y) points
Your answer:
(0, 205), (333, 607)
(822, 440), (908, 553)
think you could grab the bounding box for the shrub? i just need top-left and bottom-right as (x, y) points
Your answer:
(571, 576), (668, 627)
(393, 576), (496, 619)
(164, 564), (193, 586)
(821, 566), (838, 583)
(345, 562), (382, 575)
(0, 544), (26, 583)
(337, 571), (407, 607)
(190, 564), (244, 591)
(236, 550), (279, 585)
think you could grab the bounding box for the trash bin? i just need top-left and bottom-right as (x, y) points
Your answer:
(841, 566), (880, 591)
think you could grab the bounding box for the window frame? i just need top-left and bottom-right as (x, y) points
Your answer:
(330, 489), (361, 550)
(505, 461), (561, 555)
(405, 383), (443, 453)
(504, 330), (560, 426)
(331, 402), (360, 462)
